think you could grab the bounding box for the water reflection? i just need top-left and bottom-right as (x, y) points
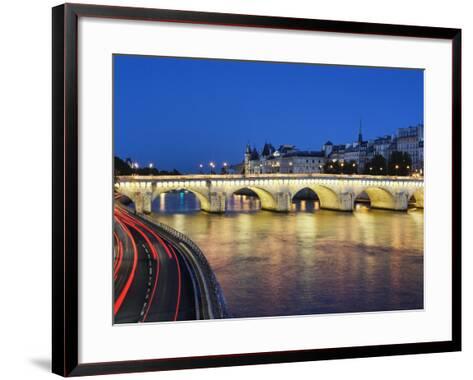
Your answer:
(227, 194), (261, 212)
(151, 192), (424, 318)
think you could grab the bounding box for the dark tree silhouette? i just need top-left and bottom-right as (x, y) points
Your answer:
(114, 156), (181, 176)
(323, 160), (358, 174)
(364, 154), (387, 175)
(342, 160), (358, 174)
(114, 156), (133, 176)
(388, 151), (412, 176)
(323, 160), (342, 174)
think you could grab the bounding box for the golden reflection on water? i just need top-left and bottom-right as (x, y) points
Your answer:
(159, 192), (166, 212)
(150, 193), (424, 318)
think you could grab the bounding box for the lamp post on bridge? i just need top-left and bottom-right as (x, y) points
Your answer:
(132, 162), (139, 176)
(209, 162), (216, 175)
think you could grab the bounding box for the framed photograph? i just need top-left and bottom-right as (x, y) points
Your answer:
(52, 3), (461, 377)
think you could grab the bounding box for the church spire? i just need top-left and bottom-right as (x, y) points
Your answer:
(245, 143), (251, 154)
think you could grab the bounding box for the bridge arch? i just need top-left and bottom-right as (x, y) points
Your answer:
(292, 185), (341, 211)
(152, 188), (211, 212)
(114, 192), (134, 206)
(355, 187), (396, 210)
(230, 186), (277, 211)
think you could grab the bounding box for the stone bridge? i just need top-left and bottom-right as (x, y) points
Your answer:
(115, 174), (424, 214)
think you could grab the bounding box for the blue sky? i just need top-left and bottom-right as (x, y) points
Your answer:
(114, 55), (423, 173)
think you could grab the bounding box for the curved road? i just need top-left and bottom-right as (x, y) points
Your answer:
(113, 203), (220, 324)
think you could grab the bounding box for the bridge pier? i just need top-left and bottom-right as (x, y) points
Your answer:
(392, 191), (409, 211)
(207, 191), (226, 213)
(338, 192), (355, 211)
(274, 191), (291, 212)
(134, 191), (153, 214)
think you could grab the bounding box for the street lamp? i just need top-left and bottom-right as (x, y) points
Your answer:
(395, 164), (399, 176)
(199, 163), (203, 173)
(209, 162), (215, 174)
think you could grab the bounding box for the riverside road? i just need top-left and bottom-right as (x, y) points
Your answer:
(113, 204), (221, 324)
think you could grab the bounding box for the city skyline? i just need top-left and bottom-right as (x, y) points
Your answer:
(117, 123), (422, 173)
(114, 55), (424, 173)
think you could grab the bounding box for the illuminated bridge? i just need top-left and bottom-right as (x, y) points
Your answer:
(115, 174), (424, 214)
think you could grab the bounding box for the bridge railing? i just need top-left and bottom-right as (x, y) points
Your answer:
(117, 173), (424, 183)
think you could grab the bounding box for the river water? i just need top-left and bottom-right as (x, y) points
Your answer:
(148, 192), (424, 318)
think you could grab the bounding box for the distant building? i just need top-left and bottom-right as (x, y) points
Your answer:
(418, 140), (424, 172)
(373, 135), (394, 160)
(325, 143), (346, 162)
(237, 123), (424, 176)
(328, 125), (369, 171)
(325, 124), (424, 172)
(244, 143), (326, 174)
(396, 124), (424, 170)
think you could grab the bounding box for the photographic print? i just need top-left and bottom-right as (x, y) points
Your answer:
(112, 55), (424, 324)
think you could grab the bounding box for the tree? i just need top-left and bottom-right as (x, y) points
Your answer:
(323, 160), (342, 174)
(323, 160), (358, 174)
(114, 156), (181, 176)
(364, 154), (387, 175)
(388, 151), (412, 176)
(114, 156), (133, 176)
(343, 160), (358, 174)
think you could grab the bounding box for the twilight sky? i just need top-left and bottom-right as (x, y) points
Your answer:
(114, 54), (423, 174)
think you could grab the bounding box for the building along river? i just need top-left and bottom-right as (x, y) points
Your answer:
(147, 191), (424, 319)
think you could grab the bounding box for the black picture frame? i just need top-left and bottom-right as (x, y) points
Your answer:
(52, 3), (462, 377)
